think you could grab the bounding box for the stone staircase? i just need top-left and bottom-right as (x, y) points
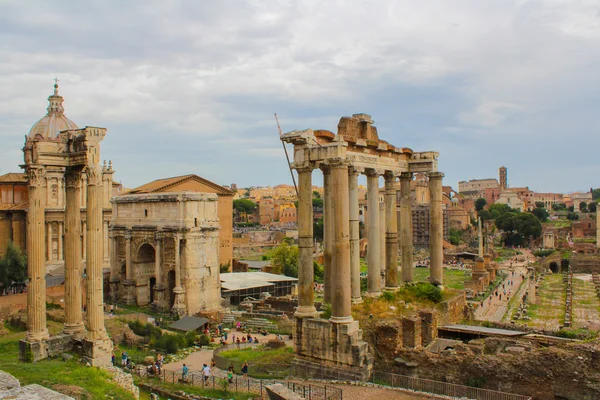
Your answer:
(244, 318), (278, 331)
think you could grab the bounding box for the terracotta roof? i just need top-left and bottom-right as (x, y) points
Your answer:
(0, 173), (27, 183)
(127, 174), (233, 196)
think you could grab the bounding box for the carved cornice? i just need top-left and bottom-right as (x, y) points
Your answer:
(26, 166), (46, 187)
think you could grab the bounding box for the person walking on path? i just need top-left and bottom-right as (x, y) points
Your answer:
(241, 361), (249, 378)
(121, 351), (128, 367)
(203, 363), (211, 382)
(182, 364), (189, 381)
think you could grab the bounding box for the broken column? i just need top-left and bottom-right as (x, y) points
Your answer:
(384, 171), (398, 289)
(63, 167), (85, 337)
(428, 172), (444, 287)
(366, 170), (381, 295)
(295, 166), (318, 317)
(400, 172), (414, 283)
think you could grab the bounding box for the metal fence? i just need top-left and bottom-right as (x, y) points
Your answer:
(134, 367), (342, 400)
(291, 363), (531, 400)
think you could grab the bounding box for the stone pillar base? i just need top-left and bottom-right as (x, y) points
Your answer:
(351, 297), (363, 304)
(63, 323), (86, 338)
(82, 336), (113, 367)
(122, 279), (136, 305)
(19, 339), (48, 363)
(171, 287), (186, 317)
(152, 285), (168, 313)
(293, 317), (373, 381)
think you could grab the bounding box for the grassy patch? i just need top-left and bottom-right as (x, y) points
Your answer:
(219, 345), (294, 364)
(413, 268), (468, 290)
(138, 379), (254, 400)
(0, 334), (135, 399)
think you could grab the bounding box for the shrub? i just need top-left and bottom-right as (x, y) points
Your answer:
(198, 333), (210, 346)
(127, 321), (162, 339)
(402, 282), (443, 303)
(380, 291), (395, 302)
(533, 249), (555, 257)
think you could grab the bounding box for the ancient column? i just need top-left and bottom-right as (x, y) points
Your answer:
(478, 217), (483, 257)
(384, 172), (398, 289)
(63, 168), (85, 336)
(349, 167), (362, 303)
(57, 222), (63, 261)
(47, 222), (53, 261)
(322, 166), (333, 303)
(152, 233), (166, 311)
(428, 172), (444, 287)
(400, 172), (414, 283)
(25, 166), (49, 342)
(123, 233), (135, 304)
(84, 164), (110, 342)
(108, 232), (119, 304)
(597, 210), (600, 248)
(366, 170), (381, 295)
(82, 221), (87, 260)
(296, 167), (317, 317)
(172, 234), (186, 316)
(330, 162), (352, 323)
(379, 202), (386, 287)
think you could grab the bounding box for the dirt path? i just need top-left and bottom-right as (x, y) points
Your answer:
(474, 267), (527, 322)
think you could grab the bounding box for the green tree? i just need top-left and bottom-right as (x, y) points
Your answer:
(475, 198), (487, 212)
(448, 228), (462, 246)
(312, 198), (324, 208)
(0, 242), (27, 295)
(312, 190), (321, 199)
(495, 212), (541, 246)
(488, 203), (514, 219)
(535, 201), (545, 208)
(552, 203), (567, 211)
(313, 261), (324, 283)
(268, 241), (299, 277)
(233, 199), (257, 222)
(593, 188), (600, 201)
(580, 201), (588, 213)
(313, 217), (324, 241)
(589, 202), (597, 213)
(567, 212), (579, 220)
(568, 205), (575, 212)
(532, 207), (549, 222)
(478, 210), (492, 221)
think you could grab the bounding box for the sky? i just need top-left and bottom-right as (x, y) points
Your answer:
(0, 0), (599, 193)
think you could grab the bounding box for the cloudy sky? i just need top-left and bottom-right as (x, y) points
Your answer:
(1, 0), (599, 193)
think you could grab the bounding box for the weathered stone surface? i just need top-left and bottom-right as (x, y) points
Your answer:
(265, 384), (305, 400)
(0, 371), (20, 391)
(0, 371), (74, 399)
(105, 366), (140, 399)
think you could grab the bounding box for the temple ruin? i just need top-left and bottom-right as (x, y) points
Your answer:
(282, 113), (442, 379)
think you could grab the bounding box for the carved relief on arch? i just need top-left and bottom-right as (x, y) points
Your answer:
(132, 235), (154, 257)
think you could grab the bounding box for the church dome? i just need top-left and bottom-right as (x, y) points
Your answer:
(27, 82), (78, 140)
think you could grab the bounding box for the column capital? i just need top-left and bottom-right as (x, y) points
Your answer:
(85, 164), (103, 186)
(124, 232), (132, 241)
(25, 165), (46, 187)
(348, 166), (364, 176)
(365, 168), (385, 177)
(400, 171), (413, 180)
(65, 167), (83, 188)
(427, 171), (444, 180)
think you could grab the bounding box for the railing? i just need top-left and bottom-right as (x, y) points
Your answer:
(134, 367), (342, 400)
(292, 364), (531, 400)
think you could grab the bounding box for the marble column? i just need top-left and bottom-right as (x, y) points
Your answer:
(82, 221), (87, 261)
(366, 170), (381, 295)
(384, 172), (398, 289)
(57, 222), (63, 261)
(103, 221), (109, 262)
(123, 233), (135, 304)
(84, 164), (110, 342)
(349, 167), (362, 303)
(322, 166), (333, 304)
(428, 172), (444, 287)
(47, 222), (53, 261)
(172, 235), (186, 316)
(330, 162), (352, 323)
(25, 166), (49, 342)
(379, 202), (386, 288)
(109, 232), (119, 304)
(295, 167), (317, 317)
(400, 172), (414, 283)
(63, 168), (85, 336)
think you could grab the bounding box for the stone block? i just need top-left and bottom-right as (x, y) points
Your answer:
(402, 317), (421, 349)
(265, 384), (305, 400)
(19, 339), (47, 363)
(419, 310), (438, 346)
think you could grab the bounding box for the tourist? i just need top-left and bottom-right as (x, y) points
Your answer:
(248, 336), (253, 344)
(236, 337), (241, 347)
(182, 364), (189, 381)
(499, 294), (502, 301)
(242, 336), (246, 343)
(254, 337), (259, 344)
(232, 333), (236, 343)
(111, 354), (115, 366)
(203, 363), (211, 382)
(121, 351), (128, 367)
(227, 369), (234, 384)
(241, 361), (249, 378)
(211, 359), (216, 369)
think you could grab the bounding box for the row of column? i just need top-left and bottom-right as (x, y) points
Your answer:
(26, 164), (109, 343)
(295, 164), (444, 324)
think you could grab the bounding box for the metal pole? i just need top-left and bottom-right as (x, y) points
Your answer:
(275, 113), (298, 197)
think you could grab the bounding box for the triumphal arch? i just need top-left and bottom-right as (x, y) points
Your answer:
(20, 84), (112, 366)
(282, 113), (442, 379)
